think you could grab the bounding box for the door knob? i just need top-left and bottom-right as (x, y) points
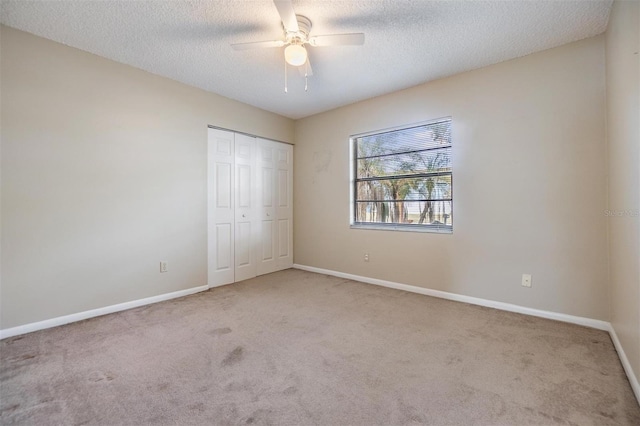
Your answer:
(267, 213), (270, 217)
(242, 214), (246, 218)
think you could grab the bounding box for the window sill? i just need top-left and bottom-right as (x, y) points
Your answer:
(350, 223), (453, 234)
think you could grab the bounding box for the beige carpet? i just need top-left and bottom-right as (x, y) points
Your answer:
(1, 269), (639, 425)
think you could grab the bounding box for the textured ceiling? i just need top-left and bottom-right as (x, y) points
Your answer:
(1, 0), (612, 119)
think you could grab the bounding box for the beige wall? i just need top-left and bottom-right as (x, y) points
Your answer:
(0, 26), (294, 329)
(0, 19), (625, 334)
(294, 36), (609, 320)
(606, 0), (640, 386)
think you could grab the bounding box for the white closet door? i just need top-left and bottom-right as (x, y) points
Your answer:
(257, 139), (278, 275)
(208, 129), (292, 286)
(275, 142), (294, 269)
(234, 134), (258, 282)
(207, 128), (235, 287)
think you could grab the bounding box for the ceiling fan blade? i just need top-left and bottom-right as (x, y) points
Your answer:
(308, 33), (365, 47)
(273, 0), (299, 32)
(298, 58), (313, 77)
(231, 40), (285, 50)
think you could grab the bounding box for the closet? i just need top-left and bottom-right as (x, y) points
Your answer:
(207, 127), (293, 287)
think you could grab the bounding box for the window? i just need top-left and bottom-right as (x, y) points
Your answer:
(351, 118), (453, 233)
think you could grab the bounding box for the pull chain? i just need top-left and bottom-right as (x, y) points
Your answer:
(284, 59), (288, 93)
(284, 59), (311, 93)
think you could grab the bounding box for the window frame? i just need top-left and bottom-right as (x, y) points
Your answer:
(349, 117), (453, 234)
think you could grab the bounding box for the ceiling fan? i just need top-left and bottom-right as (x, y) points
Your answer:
(231, 0), (365, 91)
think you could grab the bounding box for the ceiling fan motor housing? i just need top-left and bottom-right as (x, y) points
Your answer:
(285, 15), (312, 45)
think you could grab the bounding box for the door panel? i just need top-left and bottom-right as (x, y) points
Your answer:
(258, 139), (293, 273)
(278, 219), (290, 257)
(257, 139), (278, 275)
(236, 221), (252, 266)
(234, 134), (258, 282)
(261, 144), (273, 161)
(277, 147), (289, 164)
(262, 168), (273, 207)
(215, 224), (232, 271)
(208, 128), (235, 287)
(261, 220), (274, 260)
(215, 163), (232, 208)
(237, 164), (252, 208)
(278, 169), (289, 207)
(217, 138), (232, 155)
(276, 143), (293, 269)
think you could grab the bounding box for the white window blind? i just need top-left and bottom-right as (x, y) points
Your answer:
(351, 118), (453, 233)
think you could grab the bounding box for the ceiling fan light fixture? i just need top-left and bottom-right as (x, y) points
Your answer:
(284, 44), (307, 66)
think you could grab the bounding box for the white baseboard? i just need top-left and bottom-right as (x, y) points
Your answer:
(0, 284), (209, 340)
(608, 324), (640, 404)
(3, 267), (638, 406)
(293, 264), (609, 330)
(293, 263), (640, 405)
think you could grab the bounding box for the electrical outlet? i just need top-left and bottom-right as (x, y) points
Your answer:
(160, 261), (168, 273)
(522, 274), (532, 288)
(364, 253), (369, 262)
